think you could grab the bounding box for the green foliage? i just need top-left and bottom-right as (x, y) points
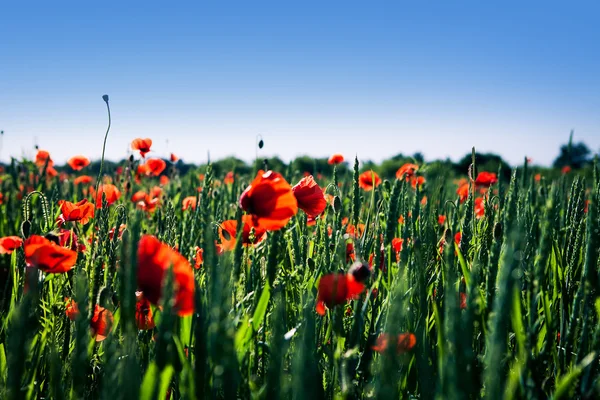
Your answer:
(0, 143), (599, 400)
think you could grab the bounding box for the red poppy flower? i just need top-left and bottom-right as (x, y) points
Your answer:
(584, 200), (589, 214)
(239, 170), (298, 231)
(316, 273), (365, 315)
(109, 224), (127, 240)
(438, 215), (446, 225)
(292, 175), (327, 218)
(562, 165), (572, 175)
(475, 172), (498, 187)
(131, 190), (148, 203)
(95, 184), (121, 208)
(0, 236), (23, 255)
(224, 171), (234, 185)
(218, 216), (267, 252)
(35, 150), (53, 167)
(346, 241), (355, 263)
(135, 292), (156, 330)
(396, 163), (419, 180)
(144, 158), (167, 176)
(58, 199), (95, 225)
(24, 235), (77, 273)
(534, 173), (542, 182)
(460, 292), (467, 310)
(131, 138), (153, 158)
(46, 166), (58, 177)
(391, 238), (403, 261)
(160, 175), (170, 186)
(475, 197), (485, 219)
(137, 235), (195, 316)
(328, 154), (344, 165)
(457, 183), (470, 203)
(170, 153), (179, 162)
(0, 193), (4, 205)
(372, 333), (416, 354)
(67, 155), (90, 171)
(65, 297), (79, 321)
(91, 305), (114, 342)
(194, 246), (203, 270)
(358, 170), (381, 191)
(182, 196), (197, 211)
(410, 176), (426, 189)
(137, 197), (160, 213)
(74, 175), (93, 185)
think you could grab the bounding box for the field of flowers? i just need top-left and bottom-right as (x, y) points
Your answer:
(0, 103), (599, 399)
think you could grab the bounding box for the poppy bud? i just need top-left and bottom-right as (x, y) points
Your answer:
(126, 182), (131, 191)
(333, 196), (342, 213)
(493, 223), (502, 240)
(102, 94), (109, 103)
(21, 220), (31, 238)
(258, 139), (264, 149)
(129, 154), (134, 162)
(349, 260), (371, 283)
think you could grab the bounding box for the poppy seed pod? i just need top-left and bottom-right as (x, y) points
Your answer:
(349, 260), (371, 283)
(21, 220), (31, 238)
(383, 180), (391, 191)
(102, 94), (109, 103)
(129, 155), (135, 162)
(258, 139), (264, 149)
(493, 222), (503, 240)
(333, 196), (342, 214)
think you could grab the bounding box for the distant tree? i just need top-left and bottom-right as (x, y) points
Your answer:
(454, 152), (511, 181)
(552, 131), (591, 169)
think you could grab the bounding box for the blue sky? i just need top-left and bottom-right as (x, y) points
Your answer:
(1, 1), (599, 166)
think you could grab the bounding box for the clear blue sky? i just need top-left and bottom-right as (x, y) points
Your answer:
(1, 1), (599, 166)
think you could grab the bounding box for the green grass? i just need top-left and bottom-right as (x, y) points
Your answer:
(0, 140), (599, 399)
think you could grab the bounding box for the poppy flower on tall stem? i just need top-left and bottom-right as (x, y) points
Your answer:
(131, 138), (153, 158)
(136, 235), (195, 316)
(218, 216), (267, 252)
(292, 175), (327, 218)
(396, 163), (419, 180)
(91, 305), (114, 341)
(74, 175), (93, 185)
(24, 235), (78, 273)
(358, 170), (381, 191)
(95, 184), (121, 208)
(474, 172), (497, 187)
(239, 170), (298, 231)
(181, 196), (197, 211)
(35, 150), (52, 167)
(57, 199), (95, 225)
(316, 272), (365, 315)
(0, 236), (23, 255)
(328, 154), (344, 165)
(67, 155), (91, 171)
(144, 158), (167, 177)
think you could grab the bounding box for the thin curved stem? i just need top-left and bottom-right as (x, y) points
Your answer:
(95, 95), (112, 210)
